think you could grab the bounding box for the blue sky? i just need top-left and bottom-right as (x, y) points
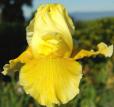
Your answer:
(23, 0), (114, 18)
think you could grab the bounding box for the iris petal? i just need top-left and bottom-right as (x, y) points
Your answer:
(74, 42), (113, 60)
(26, 18), (35, 45)
(19, 58), (82, 106)
(2, 48), (33, 75)
(26, 4), (75, 52)
(31, 33), (71, 58)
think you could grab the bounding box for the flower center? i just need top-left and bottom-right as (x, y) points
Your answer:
(31, 33), (71, 58)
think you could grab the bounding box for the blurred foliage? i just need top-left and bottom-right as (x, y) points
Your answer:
(0, 73), (40, 107)
(0, 0), (32, 23)
(0, 23), (27, 68)
(0, 17), (114, 107)
(0, 0), (32, 68)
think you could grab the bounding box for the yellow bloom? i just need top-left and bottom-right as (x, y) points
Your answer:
(2, 4), (113, 107)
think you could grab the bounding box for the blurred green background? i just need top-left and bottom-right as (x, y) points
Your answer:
(0, 0), (114, 107)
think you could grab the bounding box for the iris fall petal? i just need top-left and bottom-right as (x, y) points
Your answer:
(19, 58), (82, 106)
(74, 42), (113, 60)
(2, 48), (33, 75)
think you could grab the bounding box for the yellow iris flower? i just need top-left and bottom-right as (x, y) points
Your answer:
(2, 4), (113, 107)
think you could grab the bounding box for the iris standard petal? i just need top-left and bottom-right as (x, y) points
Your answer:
(19, 58), (82, 106)
(33, 4), (75, 51)
(74, 42), (113, 60)
(26, 18), (35, 45)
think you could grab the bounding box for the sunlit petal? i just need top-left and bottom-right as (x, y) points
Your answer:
(19, 58), (82, 106)
(33, 4), (75, 51)
(26, 18), (35, 45)
(31, 33), (71, 58)
(2, 48), (33, 75)
(74, 42), (113, 60)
